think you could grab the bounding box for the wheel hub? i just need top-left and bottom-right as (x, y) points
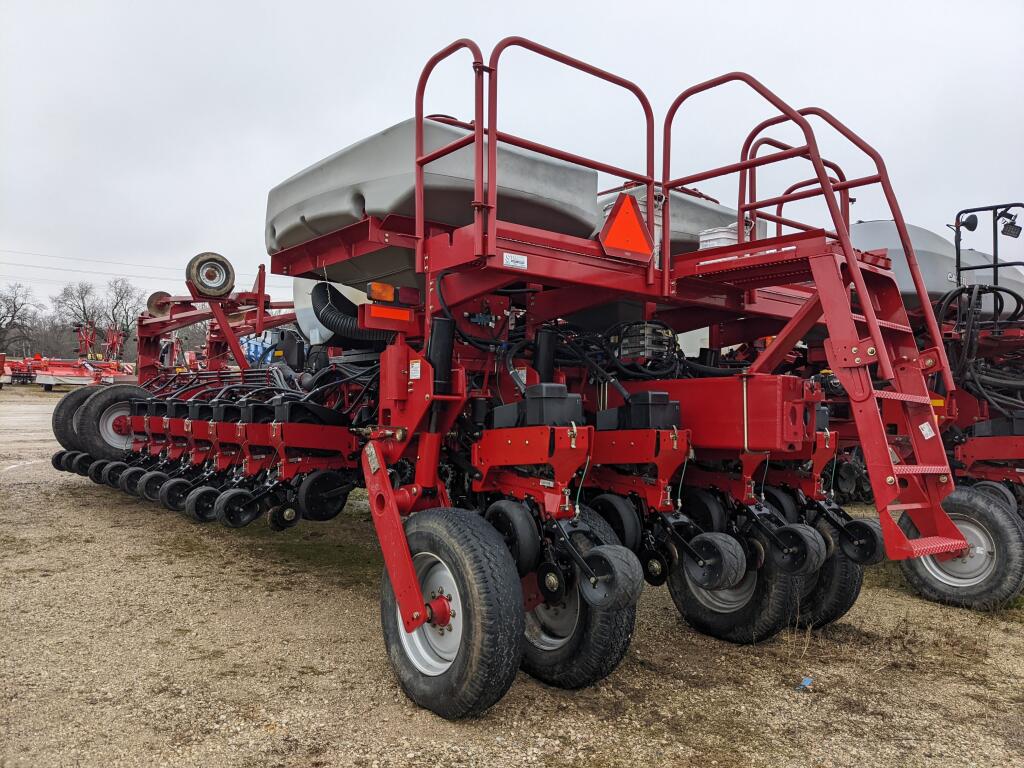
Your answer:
(397, 553), (464, 676)
(920, 513), (997, 587)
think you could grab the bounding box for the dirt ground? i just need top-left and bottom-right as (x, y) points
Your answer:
(1, 385), (1023, 768)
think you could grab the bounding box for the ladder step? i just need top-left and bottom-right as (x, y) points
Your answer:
(892, 464), (949, 475)
(905, 536), (968, 558)
(873, 390), (932, 405)
(851, 314), (912, 333)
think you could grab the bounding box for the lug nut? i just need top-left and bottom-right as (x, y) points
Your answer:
(544, 572), (560, 592)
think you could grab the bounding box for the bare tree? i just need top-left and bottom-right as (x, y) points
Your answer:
(0, 283), (40, 353)
(102, 277), (146, 335)
(50, 281), (103, 329)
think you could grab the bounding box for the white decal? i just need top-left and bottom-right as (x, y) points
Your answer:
(503, 252), (528, 270)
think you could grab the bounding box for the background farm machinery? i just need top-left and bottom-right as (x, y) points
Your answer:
(43, 37), (1007, 719)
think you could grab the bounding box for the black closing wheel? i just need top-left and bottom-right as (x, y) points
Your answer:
(51, 450), (67, 471)
(118, 466), (147, 495)
(102, 461), (129, 488)
(159, 478), (193, 512)
(60, 451), (82, 472)
(485, 500), (541, 576)
(214, 488), (262, 528)
(380, 507), (524, 720)
(899, 488), (1024, 610)
(769, 523), (827, 576)
(73, 384), (151, 461)
(668, 529), (800, 644)
(184, 486), (220, 523)
(682, 532), (747, 590)
(797, 520), (865, 630)
(137, 471), (169, 503)
(51, 385), (100, 451)
(971, 481), (1018, 516)
(267, 505), (300, 531)
(589, 494), (643, 552)
(71, 453), (94, 476)
(521, 508), (639, 690)
(838, 518), (885, 566)
(186, 252), (235, 298)
(578, 544), (645, 611)
(296, 470), (350, 521)
(87, 459), (109, 484)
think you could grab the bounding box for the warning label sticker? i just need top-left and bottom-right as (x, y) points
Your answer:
(918, 420), (936, 440)
(409, 359), (421, 380)
(503, 252), (528, 270)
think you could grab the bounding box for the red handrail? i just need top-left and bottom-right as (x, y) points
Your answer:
(485, 37), (655, 270)
(663, 73), (896, 382)
(414, 39), (485, 273)
(739, 107), (953, 390)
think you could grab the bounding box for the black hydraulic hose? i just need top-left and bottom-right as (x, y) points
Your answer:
(309, 282), (393, 347)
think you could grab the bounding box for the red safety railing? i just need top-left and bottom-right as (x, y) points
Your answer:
(414, 37), (655, 274)
(661, 73), (953, 390)
(737, 106), (953, 390)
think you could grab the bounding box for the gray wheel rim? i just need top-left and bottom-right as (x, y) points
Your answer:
(98, 402), (132, 450)
(525, 587), (581, 651)
(396, 552), (463, 676)
(919, 512), (997, 588)
(196, 258), (230, 292)
(688, 569), (757, 613)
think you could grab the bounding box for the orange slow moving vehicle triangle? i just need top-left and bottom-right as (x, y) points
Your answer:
(599, 192), (655, 263)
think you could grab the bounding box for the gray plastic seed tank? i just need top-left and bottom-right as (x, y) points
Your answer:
(266, 118), (600, 289)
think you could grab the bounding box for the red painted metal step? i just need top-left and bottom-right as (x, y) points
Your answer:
(873, 390), (933, 405)
(892, 464), (949, 475)
(905, 536), (969, 557)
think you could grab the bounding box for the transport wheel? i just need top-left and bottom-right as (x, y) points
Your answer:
(159, 478), (192, 512)
(51, 450), (67, 471)
(668, 530), (800, 644)
(683, 532), (747, 590)
(51, 385), (100, 451)
(485, 499), (541, 576)
(215, 488), (262, 528)
(296, 470), (350, 521)
(184, 486), (220, 523)
(137, 471), (169, 503)
(186, 252), (235, 297)
(899, 488), (1024, 610)
(71, 452), (94, 476)
(380, 507), (524, 720)
(87, 459), (109, 484)
(521, 509), (639, 690)
(73, 384), (150, 461)
(102, 461), (129, 488)
(267, 505), (300, 531)
(796, 521), (864, 629)
(589, 494), (643, 552)
(118, 466), (147, 495)
(60, 450), (83, 472)
(971, 481), (1017, 516)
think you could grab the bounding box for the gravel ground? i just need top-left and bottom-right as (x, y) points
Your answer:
(2, 385), (1024, 768)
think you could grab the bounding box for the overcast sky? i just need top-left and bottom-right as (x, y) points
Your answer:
(2, 0), (1022, 304)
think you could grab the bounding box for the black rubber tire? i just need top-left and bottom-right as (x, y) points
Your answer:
(578, 543), (645, 611)
(971, 481), (1017, 516)
(159, 478), (193, 512)
(71, 452), (94, 476)
(87, 459), (109, 484)
(43, 384), (54, 392)
(118, 466), (147, 495)
(668, 529), (800, 644)
(899, 488), (1024, 610)
(485, 499), (541, 577)
(73, 384), (150, 461)
(214, 488), (262, 528)
(137, 471), (169, 503)
(763, 485), (800, 524)
(186, 252), (235, 298)
(102, 461), (129, 488)
(683, 532), (747, 590)
(51, 450), (67, 471)
(380, 507), (524, 720)
(589, 494), (643, 552)
(51, 386), (99, 451)
(60, 450), (83, 472)
(770, 523), (828, 576)
(796, 521), (864, 629)
(521, 508), (637, 690)
(267, 505), (300, 531)
(681, 487), (728, 532)
(184, 486), (220, 523)
(296, 470), (350, 521)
